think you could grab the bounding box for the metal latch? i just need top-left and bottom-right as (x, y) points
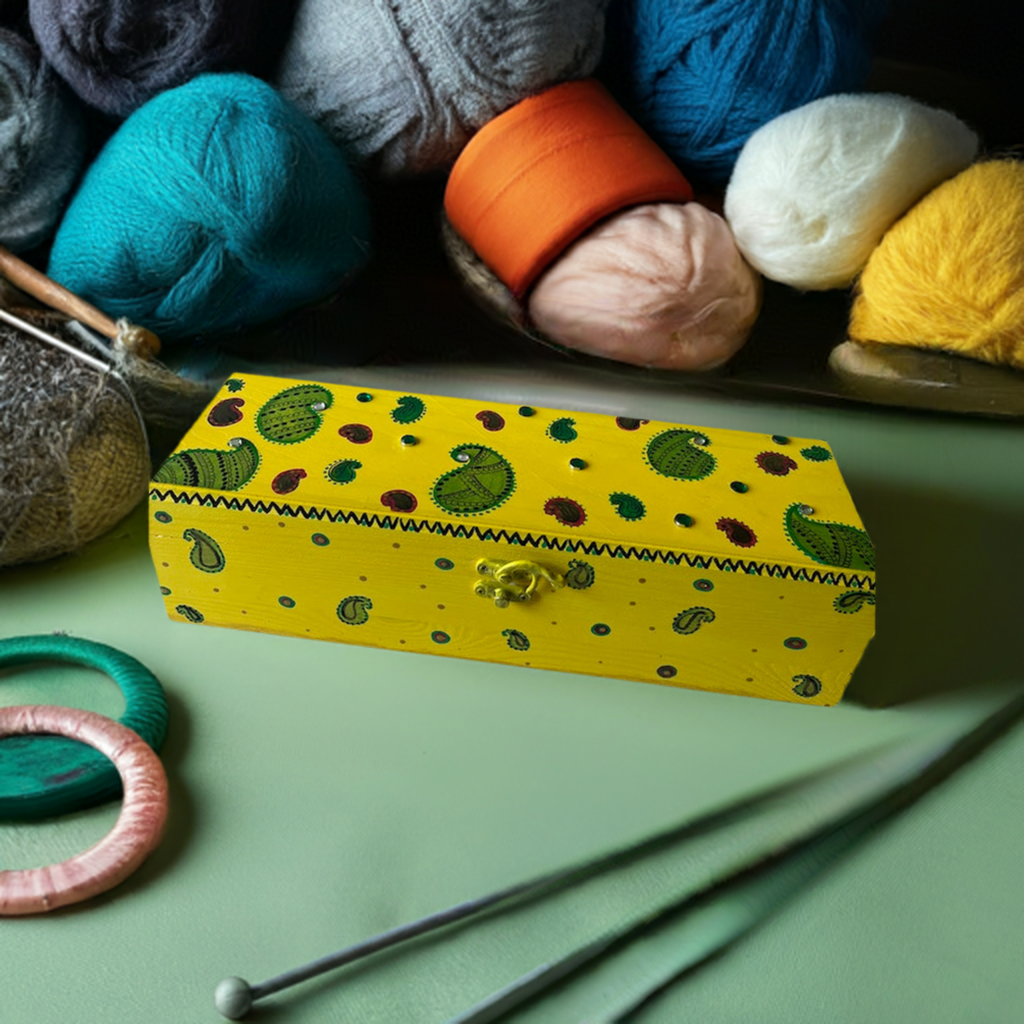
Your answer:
(473, 558), (565, 608)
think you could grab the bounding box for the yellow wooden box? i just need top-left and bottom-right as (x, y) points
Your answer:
(148, 374), (875, 704)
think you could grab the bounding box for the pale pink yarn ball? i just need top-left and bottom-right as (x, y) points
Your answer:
(527, 202), (761, 370)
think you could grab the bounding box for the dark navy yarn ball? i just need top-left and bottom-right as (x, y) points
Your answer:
(47, 73), (371, 343)
(616, 0), (886, 184)
(28, 0), (272, 118)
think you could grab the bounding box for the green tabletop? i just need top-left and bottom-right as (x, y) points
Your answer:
(2, 362), (1023, 1024)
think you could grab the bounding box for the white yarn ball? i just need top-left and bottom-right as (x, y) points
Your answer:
(723, 93), (978, 291)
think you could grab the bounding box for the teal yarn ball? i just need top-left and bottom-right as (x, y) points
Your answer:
(48, 73), (371, 342)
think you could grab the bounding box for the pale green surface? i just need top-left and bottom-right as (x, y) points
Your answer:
(2, 365), (1023, 1024)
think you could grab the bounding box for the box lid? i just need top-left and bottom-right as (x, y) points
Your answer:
(150, 374), (875, 585)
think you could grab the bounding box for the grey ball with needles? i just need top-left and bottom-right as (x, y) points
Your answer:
(0, 305), (151, 567)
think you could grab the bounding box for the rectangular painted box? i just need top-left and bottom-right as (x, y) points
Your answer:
(149, 375), (875, 704)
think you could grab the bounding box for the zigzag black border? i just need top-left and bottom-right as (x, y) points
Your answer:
(149, 488), (875, 591)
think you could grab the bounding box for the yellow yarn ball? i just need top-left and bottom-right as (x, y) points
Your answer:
(850, 160), (1024, 370)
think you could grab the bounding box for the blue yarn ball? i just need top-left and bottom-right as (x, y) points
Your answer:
(48, 73), (371, 342)
(618, 0), (885, 184)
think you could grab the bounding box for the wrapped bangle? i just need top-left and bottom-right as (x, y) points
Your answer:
(0, 705), (168, 915)
(0, 635), (168, 820)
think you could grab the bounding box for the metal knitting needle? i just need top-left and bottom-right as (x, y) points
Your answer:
(214, 880), (557, 1019)
(216, 692), (1024, 1021)
(0, 305), (113, 374)
(586, 689), (1024, 1024)
(216, 842), (711, 1019)
(445, 689), (1024, 1024)
(0, 306), (150, 449)
(213, 743), (911, 1020)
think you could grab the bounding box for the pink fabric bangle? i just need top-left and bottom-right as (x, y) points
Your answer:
(0, 706), (169, 916)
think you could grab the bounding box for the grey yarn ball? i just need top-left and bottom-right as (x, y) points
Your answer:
(275, 0), (610, 176)
(27, 0), (271, 119)
(0, 29), (87, 252)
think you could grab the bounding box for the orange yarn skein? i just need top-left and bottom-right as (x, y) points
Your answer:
(446, 78), (693, 298)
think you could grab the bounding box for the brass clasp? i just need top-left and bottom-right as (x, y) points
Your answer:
(473, 558), (565, 608)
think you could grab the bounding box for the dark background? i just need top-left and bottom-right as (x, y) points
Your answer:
(872, 0), (1023, 152)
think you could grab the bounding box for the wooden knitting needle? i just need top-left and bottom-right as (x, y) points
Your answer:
(0, 244), (161, 359)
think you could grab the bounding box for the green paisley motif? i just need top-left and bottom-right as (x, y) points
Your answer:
(256, 384), (333, 444)
(432, 445), (515, 516)
(390, 395), (426, 424)
(153, 438), (260, 490)
(326, 459), (361, 484)
(224, 378), (245, 393)
(833, 590), (876, 614)
(183, 528), (225, 573)
(785, 504), (875, 571)
(547, 417), (578, 443)
(175, 604), (204, 623)
(336, 595), (372, 625)
(672, 607), (716, 635)
(792, 675), (823, 698)
(644, 429), (716, 481)
(800, 445), (833, 462)
(564, 560), (595, 590)
(610, 492), (646, 521)
(502, 629), (530, 651)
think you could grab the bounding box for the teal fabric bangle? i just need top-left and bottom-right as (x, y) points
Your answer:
(0, 635), (168, 820)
